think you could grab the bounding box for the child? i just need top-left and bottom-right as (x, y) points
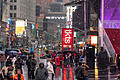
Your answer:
(14, 69), (24, 80)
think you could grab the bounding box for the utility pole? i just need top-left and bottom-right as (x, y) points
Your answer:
(101, 0), (104, 47)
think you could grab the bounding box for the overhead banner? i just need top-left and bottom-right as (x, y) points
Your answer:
(16, 20), (25, 37)
(62, 28), (74, 51)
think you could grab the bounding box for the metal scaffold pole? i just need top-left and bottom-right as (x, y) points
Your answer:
(84, 0), (87, 46)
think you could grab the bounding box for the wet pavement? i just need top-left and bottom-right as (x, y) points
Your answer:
(0, 55), (119, 80)
(22, 58), (119, 80)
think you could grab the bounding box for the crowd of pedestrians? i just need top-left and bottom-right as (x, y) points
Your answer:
(0, 50), (91, 80)
(0, 52), (56, 80)
(0, 55), (25, 80)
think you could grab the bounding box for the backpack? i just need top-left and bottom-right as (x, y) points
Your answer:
(76, 67), (84, 79)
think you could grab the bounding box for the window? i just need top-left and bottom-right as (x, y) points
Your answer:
(10, 13), (13, 18)
(10, 0), (13, 2)
(14, 0), (17, 2)
(14, 13), (16, 18)
(10, 5), (13, 10)
(14, 5), (16, 10)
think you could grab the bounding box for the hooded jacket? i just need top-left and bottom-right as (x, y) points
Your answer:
(35, 63), (48, 80)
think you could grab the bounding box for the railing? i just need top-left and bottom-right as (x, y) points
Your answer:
(103, 29), (115, 61)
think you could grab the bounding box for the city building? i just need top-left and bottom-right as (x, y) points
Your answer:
(2, 0), (36, 48)
(36, 0), (71, 46)
(2, 0), (36, 23)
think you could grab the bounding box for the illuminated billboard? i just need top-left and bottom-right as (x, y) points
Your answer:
(66, 6), (76, 28)
(16, 20), (25, 37)
(62, 28), (74, 50)
(102, 0), (120, 29)
(90, 35), (97, 46)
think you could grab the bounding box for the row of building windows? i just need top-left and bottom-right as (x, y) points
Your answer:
(10, 13), (16, 18)
(10, 0), (17, 2)
(10, 5), (17, 10)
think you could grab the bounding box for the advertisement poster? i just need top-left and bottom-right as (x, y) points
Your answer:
(16, 20), (25, 37)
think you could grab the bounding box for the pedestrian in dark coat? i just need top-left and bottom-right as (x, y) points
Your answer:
(35, 63), (48, 80)
(75, 62), (84, 80)
(6, 57), (13, 67)
(28, 56), (36, 79)
(15, 57), (24, 74)
(0, 54), (5, 69)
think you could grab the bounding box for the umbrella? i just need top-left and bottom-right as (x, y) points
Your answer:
(9, 51), (18, 54)
(0, 51), (5, 54)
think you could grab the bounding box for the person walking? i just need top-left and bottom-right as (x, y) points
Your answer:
(15, 57), (24, 74)
(0, 54), (6, 69)
(1, 66), (8, 80)
(13, 69), (24, 80)
(6, 56), (13, 67)
(47, 59), (54, 80)
(81, 61), (89, 80)
(75, 62), (84, 80)
(35, 63), (48, 80)
(28, 56), (37, 79)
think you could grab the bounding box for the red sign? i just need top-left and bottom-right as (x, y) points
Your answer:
(62, 28), (74, 51)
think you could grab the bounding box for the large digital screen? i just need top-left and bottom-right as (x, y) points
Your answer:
(102, 0), (120, 28)
(16, 20), (25, 37)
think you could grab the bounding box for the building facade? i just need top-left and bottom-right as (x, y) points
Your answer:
(2, 0), (36, 48)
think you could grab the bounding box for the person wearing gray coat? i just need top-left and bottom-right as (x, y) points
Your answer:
(35, 63), (48, 80)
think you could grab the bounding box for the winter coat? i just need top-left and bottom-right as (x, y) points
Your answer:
(13, 73), (24, 80)
(6, 59), (13, 67)
(29, 59), (37, 70)
(82, 64), (89, 77)
(15, 59), (23, 69)
(47, 62), (54, 74)
(35, 67), (48, 80)
(1, 66), (8, 79)
(75, 66), (84, 80)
